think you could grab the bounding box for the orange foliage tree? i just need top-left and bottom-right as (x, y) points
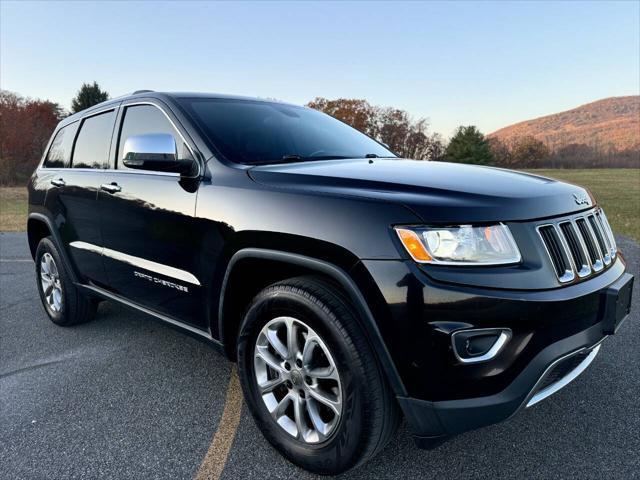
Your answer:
(0, 90), (64, 185)
(307, 97), (444, 160)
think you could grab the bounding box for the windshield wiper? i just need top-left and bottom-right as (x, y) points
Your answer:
(278, 154), (351, 162)
(251, 154), (354, 166)
(281, 154), (303, 162)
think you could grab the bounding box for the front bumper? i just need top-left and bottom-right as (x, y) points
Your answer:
(358, 257), (633, 448)
(399, 322), (609, 448)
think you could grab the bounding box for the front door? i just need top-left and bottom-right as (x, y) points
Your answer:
(98, 102), (204, 327)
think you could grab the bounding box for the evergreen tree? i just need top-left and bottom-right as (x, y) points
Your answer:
(445, 126), (494, 165)
(71, 81), (109, 113)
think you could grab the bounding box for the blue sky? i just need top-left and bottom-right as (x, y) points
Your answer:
(1, 1), (638, 136)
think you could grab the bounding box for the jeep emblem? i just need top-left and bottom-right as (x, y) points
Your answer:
(573, 193), (590, 205)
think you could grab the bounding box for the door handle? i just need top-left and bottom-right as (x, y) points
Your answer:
(51, 178), (65, 187)
(100, 182), (122, 194)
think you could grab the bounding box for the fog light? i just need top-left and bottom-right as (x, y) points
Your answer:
(451, 328), (511, 364)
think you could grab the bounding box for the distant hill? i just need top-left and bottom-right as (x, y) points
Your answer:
(489, 96), (640, 152)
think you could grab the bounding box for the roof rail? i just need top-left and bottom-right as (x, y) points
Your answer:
(132, 89), (154, 95)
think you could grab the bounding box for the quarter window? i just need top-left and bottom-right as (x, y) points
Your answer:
(117, 105), (192, 169)
(43, 122), (79, 168)
(72, 110), (116, 169)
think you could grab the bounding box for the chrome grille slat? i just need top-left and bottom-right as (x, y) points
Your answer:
(576, 217), (604, 272)
(537, 208), (615, 284)
(537, 225), (574, 283)
(593, 213), (613, 264)
(596, 210), (617, 258)
(558, 221), (590, 277)
(588, 214), (611, 265)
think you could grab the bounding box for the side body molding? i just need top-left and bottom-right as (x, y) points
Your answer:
(218, 248), (408, 397)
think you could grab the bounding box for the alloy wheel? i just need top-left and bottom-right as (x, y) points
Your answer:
(253, 316), (342, 444)
(40, 252), (63, 312)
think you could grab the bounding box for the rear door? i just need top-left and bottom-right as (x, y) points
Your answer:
(98, 100), (204, 327)
(42, 108), (118, 286)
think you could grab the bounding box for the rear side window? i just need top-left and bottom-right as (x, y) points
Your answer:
(43, 122), (79, 168)
(117, 104), (191, 169)
(72, 110), (116, 169)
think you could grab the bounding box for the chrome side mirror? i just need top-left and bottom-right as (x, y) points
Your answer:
(122, 133), (195, 175)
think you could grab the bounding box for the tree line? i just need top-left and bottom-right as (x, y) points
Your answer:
(1, 83), (109, 185)
(308, 98), (639, 169)
(1, 87), (638, 186)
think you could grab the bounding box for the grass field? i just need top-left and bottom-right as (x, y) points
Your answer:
(525, 169), (639, 242)
(1, 169), (638, 240)
(0, 187), (28, 232)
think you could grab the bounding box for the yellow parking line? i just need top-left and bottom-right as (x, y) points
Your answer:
(195, 366), (244, 480)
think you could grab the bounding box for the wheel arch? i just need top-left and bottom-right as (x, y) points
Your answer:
(217, 247), (408, 397)
(27, 213), (79, 283)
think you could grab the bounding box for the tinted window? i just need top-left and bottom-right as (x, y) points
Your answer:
(72, 110), (116, 169)
(177, 98), (395, 165)
(43, 122), (79, 168)
(117, 105), (192, 169)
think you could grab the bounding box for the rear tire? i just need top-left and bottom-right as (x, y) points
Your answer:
(35, 237), (97, 326)
(236, 276), (400, 474)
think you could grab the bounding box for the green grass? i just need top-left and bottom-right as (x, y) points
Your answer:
(525, 169), (640, 242)
(0, 187), (28, 232)
(1, 169), (638, 241)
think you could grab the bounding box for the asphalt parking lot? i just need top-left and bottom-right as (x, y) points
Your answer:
(1, 231), (639, 480)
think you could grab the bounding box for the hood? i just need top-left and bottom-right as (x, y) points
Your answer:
(248, 159), (594, 223)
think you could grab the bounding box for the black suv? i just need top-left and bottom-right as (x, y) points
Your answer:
(27, 92), (633, 474)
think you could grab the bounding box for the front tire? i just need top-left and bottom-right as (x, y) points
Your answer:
(35, 237), (97, 326)
(237, 276), (400, 474)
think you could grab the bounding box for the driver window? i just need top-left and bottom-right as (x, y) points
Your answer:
(117, 104), (192, 169)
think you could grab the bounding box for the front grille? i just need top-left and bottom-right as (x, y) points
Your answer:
(537, 208), (617, 284)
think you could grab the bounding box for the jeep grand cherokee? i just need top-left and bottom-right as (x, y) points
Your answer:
(27, 91), (634, 474)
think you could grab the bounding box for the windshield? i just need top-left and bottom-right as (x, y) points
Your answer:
(177, 98), (395, 165)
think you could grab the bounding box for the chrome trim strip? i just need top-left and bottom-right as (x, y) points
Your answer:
(451, 328), (512, 364)
(69, 241), (200, 286)
(69, 241), (102, 254)
(81, 106), (119, 119)
(526, 343), (601, 408)
(101, 168), (179, 177)
(40, 167), (180, 177)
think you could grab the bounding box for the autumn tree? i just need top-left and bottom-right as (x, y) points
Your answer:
(486, 137), (512, 167)
(307, 98), (378, 136)
(511, 136), (550, 168)
(307, 97), (443, 160)
(0, 90), (65, 185)
(71, 81), (109, 113)
(444, 126), (494, 165)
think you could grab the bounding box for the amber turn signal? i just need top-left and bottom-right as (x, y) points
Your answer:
(396, 228), (432, 262)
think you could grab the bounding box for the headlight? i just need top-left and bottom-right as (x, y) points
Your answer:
(395, 224), (521, 265)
